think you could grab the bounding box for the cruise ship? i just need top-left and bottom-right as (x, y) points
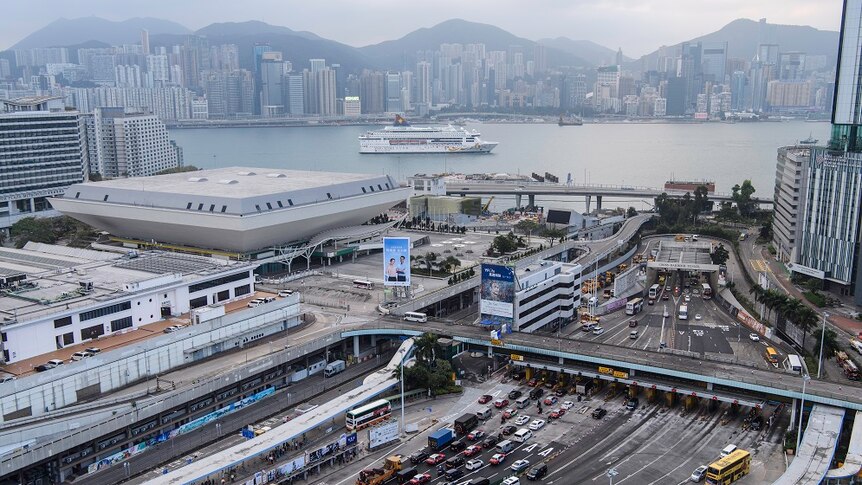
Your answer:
(359, 116), (498, 154)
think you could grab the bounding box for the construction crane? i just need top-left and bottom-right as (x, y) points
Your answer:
(482, 196), (495, 213)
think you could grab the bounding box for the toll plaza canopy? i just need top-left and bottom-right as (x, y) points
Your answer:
(646, 240), (718, 272)
(773, 404), (845, 485)
(825, 410), (862, 479)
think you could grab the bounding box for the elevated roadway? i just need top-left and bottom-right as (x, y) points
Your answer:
(772, 404), (845, 484)
(825, 410), (862, 480)
(441, 179), (773, 208)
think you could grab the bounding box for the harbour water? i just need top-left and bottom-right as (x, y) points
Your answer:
(169, 120), (830, 211)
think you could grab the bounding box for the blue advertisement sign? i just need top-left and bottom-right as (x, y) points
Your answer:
(480, 263), (516, 327)
(383, 237), (411, 287)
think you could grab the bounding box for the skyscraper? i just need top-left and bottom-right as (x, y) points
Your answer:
(316, 68), (336, 116)
(701, 42), (727, 82)
(141, 29), (150, 55)
(259, 52), (285, 117)
(416, 61), (432, 105)
(93, 107), (180, 177)
(386, 72), (402, 112)
(310, 59), (326, 74)
(287, 74), (305, 115)
(252, 43), (272, 115)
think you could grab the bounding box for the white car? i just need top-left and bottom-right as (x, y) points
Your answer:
(690, 464), (708, 482)
(749, 333), (760, 342)
(528, 419), (546, 430)
(561, 400), (575, 410)
(592, 326), (604, 335)
(466, 458), (484, 471)
(502, 477), (521, 485)
(247, 298), (264, 308)
(510, 459), (530, 472)
(695, 313), (702, 320)
(514, 415), (530, 426)
(684, 295), (691, 302)
(277, 289), (293, 297)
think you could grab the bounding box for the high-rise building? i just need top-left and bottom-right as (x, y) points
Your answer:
(259, 52), (285, 117)
(787, 0), (862, 302)
(316, 68), (336, 116)
(766, 80), (811, 109)
(141, 29), (150, 55)
(360, 71), (385, 114)
(416, 61), (432, 105)
(779, 52), (806, 80)
(730, 71), (747, 111)
(385, 72), (402, 112)
(701, 42), (727, 82)
(343, 96), (361, 117)
(287, 74), (305, 115)
(252, 43), (272, 115)
(303, 70), (318, 115)
(0, 97), (88, 234)
(773, 146), (810, 263)
(310, 59), (326, 74)
(533, 44), (547, 74)
(93, 107), (180, 178)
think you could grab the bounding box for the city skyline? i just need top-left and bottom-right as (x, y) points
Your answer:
(0, 0), (844, 57)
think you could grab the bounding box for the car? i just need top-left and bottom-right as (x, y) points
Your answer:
(562, 400), (575, 410)
(592, 326), (604, 335)
(409, 472), (432, 485)
(481, 436), (499, 449)
(749, 333), (760, 342)
(71, 351), (93, 361)
(478, 394), (493, 404)
(529, 388), (544, 399)
(514, 415), (530, 426)
(527, 378), (539, 387)
(464, 445), (483, 457)
(490, 453), (507, 465)
(46, 359), (64, 367)
(247, 298), (264, 308)
(528, 419), (546, 430)
(450, 439), (468, 452)
(0, 375), (15, 384)
(262, 296), (277, 303)
(629, 319), (638, 327)
(684, 294), (691, 302)
(85, 347), (101, 354)
(467, 430), (485, 441)
(409, 449), (430, 464)
(445, 456), (465, 468)
(494, 398), (509, 409)
(502, 408), (518, 419)
(555, 388), (566, 397)
(502, 477), (521, 485)
(501, 425), (517, 435)
(695, 313), (702, 320)
(665, 285), (671, 291)
(690, 465), (708, 482)
(549, 408), (566, 419)
(510, 459), (531, 472)
(648, 298), (655, 305)
(663, 310), (670, 318)
(526, 463), (548, 481)
(163, 325), (180, 333)
(34, 364), (51, 372)
(626, 398), (639, 410)
(592, 408), (607, 419)
(277, 289), (294, 297)
(662, 294), (670, 301)
(544, 380), (555, 389)
(465, 458), (484, 471)
(508, 389), (523, 399)
(543, 396), (558, 406)
(425, 453), (446, 465)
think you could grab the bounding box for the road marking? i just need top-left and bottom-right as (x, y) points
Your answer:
(645, 424), (721, 485)
(750, 259), (768, 273)
(538, 446), (554, 457)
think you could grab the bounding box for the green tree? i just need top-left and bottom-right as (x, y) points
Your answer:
(541, 227), (566, 247)
(154, 165), (199, 175)
(491, 234), (518, 254)
(413, 332), (442, 367)
(812, 327), (839, 361)
(514, 220), (541, 235)
(731, 179), (756, 217)
(711, 244), (730, 265)
(626, 206), (638, 218)
(10, 217), (57, 248)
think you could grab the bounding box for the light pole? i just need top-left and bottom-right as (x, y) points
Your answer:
(400, 351), (407, 435)
(796, 373), (811, 453)
(818, 312), (829, 378)
(607, 467), (619, 485)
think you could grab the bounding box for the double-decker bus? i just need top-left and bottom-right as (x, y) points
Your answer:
(702, 283), (713, 300)
(345, 399), (392, 431)
(626, 297), (644, 315)
(353, 279), (375, 289)
(648, 284), (661, 299)
(705, 449), (750, 484)
(679, 304), (688, 320)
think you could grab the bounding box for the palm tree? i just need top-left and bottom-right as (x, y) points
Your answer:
(795, 306), (819, 350)
(414, 332), (441, 367)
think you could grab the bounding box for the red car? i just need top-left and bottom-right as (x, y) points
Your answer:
(493, 398), (509, 409)
(489, 453), (507, 465)
(409, 473), (432, 485)
(467, 430), (485, 441)
(478, 394), (493, 404)
(527, 378), (539, 387)
(549, 408), (566, 419)
(424, 453), (446, 465)
(502, 408), (518, 419)
(543, 396), (558, 406)
(463, 445), (482, 457)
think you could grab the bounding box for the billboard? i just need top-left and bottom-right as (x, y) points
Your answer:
(480, 264), (516, 327)
(383, 237), (411, 287)
(369, 420), (400, 449)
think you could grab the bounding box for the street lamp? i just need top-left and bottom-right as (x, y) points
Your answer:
(818, 312), (829, 379)
(607, 467), (619, 485)
(796, 373), (811, 453)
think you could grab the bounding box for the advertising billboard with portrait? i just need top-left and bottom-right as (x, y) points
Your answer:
(480, 264), (516, 327)
(383, 237), (411, 287)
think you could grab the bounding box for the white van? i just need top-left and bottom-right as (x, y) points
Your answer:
(515, 396), (531, 409)
(476, 407), (493, 420)
(720, 444), (738, 457)
(512, 428), (532, 443)
(496, 440), (515, 454)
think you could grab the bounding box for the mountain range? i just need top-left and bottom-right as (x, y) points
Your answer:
(7, 16), (839, 74)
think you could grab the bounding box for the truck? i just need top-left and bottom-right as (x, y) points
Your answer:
(357, 456), (402, 485)
(850, 339), (862, 355)
(453, 413), (479, 436)
(428, 428), (455, 451)
(836, 351), (860, 380)
(324, 360), (346, 377)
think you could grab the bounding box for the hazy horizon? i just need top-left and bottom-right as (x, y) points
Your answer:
(0, 0), (844, 56)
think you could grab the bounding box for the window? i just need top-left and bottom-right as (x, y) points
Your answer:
(189, 295), (208, 309)
(103, 195), (109, 201)
(369, 186), (375, 192)
(110, 316), (133, 332)
(209, 204), (215, 212)
(255, 204), (261, 211)
(79, 301), (131, 321)
(288, 199), (293, 206)
(378, 184), (383, 191)
(234, 284), (251, 296)
(385, 183), (390, 189)
(186, 202), (192, 209)
(266, 202), (272, 210)
(327, 192), (332, 199)
(217, 289), (229, 301)
(1, 332), (6, 342)
(277, 200), (283, 208)
(75, 192), (81, 199)
(62, 332), (74, 345)
(189, 271), (250, 293)
(54, 316), (73, 328)
(362, 187), (367, 193)
(221, 205), (227, 213)
(81, 324), (105, 340)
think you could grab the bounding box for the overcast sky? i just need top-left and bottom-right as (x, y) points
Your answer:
(1, 0), (845, 56)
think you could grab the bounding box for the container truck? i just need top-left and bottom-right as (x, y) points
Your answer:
(454, 413), (478, 435)
(428, 428), (454, 451)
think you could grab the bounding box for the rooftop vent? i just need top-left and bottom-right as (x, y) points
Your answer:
(237, 171), (257, 176)
(219, 179), (239, 185)
(266, 173), (286, 178)
(188, 177), (208, 183)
